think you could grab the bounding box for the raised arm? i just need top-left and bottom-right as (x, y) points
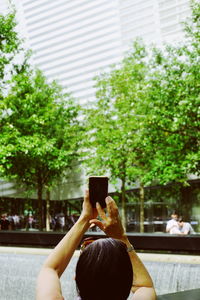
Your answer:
(90, 196), (156, 300)
(36, 191), (97, 300)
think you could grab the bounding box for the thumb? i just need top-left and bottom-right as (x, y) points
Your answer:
(89, 219), (105, 231)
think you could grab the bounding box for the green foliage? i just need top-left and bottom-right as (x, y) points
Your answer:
(184, 0), (200, 43)
(84, 0), (200, 192)
(0, 11), (21, 82)
(142, 2), (200, 184)
(84, 40), (151, 191)
(0, 9), (82, 229)
(0, 67), (82, 189)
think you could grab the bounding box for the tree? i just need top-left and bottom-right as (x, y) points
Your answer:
(84, 41), (152, 230)
(0, 11), (21, 83)
(142, 0), (200, 185)
(0, 10), (22, 122)
(0, 66), (82, 230)
(84, 0), (200, 232)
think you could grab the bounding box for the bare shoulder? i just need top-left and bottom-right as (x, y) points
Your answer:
(130, 287), (157, 300)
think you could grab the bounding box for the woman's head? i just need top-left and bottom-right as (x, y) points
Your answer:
(75, 238), (133, 300)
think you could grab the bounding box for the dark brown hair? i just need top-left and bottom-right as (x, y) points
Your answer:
(75, 238), (133, 300)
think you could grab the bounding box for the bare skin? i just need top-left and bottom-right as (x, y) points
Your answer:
(36, 192), (156, 300)
(90, 196), (156, 300)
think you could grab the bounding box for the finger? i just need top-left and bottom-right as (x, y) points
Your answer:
(82, 190), (90, 210)
(96, 202), (107, 220)
(89, 223), (96, 228)
(84, 190), (89, 203)
(106, 196), (118, 218)
(89, 219), (105, 231)
(92, 208), (98, 219)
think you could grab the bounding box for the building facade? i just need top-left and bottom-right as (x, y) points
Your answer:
(2, 0), (191, 105)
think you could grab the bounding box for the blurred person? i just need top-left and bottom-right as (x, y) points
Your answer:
(36, 191), (156, 300)
(28, 215), (34, 229)
(12, 214), (20, 230)
(55, 213), (65, 232)
(0, 213), (11, 230)
(178, 217), (195, 235)
(8, 214), (14, 229)
(20, 214), (26, 229)
(166, 210), (180, 234)
(50, 214), (56, 231)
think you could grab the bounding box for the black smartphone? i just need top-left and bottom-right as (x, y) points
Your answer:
(89, 176), (109, 208)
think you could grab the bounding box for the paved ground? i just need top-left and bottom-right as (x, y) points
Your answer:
(0, 247), (200, 300)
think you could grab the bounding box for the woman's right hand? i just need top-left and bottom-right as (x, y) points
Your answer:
(89, 196), (126, 239)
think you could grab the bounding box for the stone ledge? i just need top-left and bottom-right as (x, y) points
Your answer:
(157, 288), (200, 300)
(0, 246), (199, 264)
(0, 231), (200, 254)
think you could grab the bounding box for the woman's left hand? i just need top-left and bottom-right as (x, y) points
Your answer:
(89, 196), (125, 239)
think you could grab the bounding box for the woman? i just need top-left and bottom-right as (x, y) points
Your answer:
(36, 191), (156, 300)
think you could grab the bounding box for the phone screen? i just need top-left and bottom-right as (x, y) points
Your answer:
(89, 176), (108, 208)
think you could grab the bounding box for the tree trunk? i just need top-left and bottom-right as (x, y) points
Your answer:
(139, 182), (144, 233)
(37, 171), (43, 231)
(46, 189), (51, 231)
(121, 179), (126, 231)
